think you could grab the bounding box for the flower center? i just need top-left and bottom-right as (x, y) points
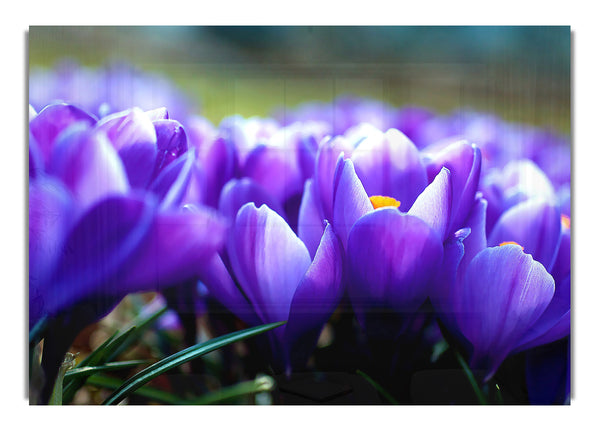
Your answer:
(561, 214), (571, 230)
(369, 195), (401, 210)
(499, 241), (524, 251)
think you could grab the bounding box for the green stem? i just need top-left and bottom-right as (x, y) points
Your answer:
(454, 350), (487, 405)
(48, 352), (78, 405)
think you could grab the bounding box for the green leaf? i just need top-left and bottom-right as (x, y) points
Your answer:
(62, 328), (135, 404)
(103, 321), (285, 405)
(85, 374), (185, 405)
(64, 360), (149, 382)
(62, 305), (167, 404)
(48, 353), (78, 405)
(106, 305), (168, 361)
(356, 369), (399, 405)
(188, 375), (275, 405)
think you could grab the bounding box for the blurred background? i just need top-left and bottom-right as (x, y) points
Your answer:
(28, 26), (571, 133)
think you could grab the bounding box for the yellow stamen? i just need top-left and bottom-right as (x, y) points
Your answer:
(369, 195), (401, 210)
(499, 241), (524, 251)
(561, 214), (571, 230)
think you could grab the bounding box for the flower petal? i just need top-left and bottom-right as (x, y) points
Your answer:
(297, 179), (326, 259)
(515, 275), (570, 352)
(347, 208), (444, 316)
(456, 245), (555, 380)
(29, 103), (97, 164)
(198, 255), (261, 327)
(29, 133), (44, 178)
(457, 195), (488, 285)
(149, 150), (195, 209)
(315, 136), (353, 221)
(227, 203), (312, 324)
(152, 119), (188, 177)
(29, 178), (75, 327)
(424, 140), (482, 234)
(95, 107), (156, 151)
(42, 194), (156, 319)
(121, 205), (228, 293)
(332, 156), (372, 251)
(118, 141), (158, 189)
(49, 125), (130, 211)
(218, 177), (286, 222)
(196, 136), (238, 207)
(244, 144), (303, 204)
(408, 166), (452, 240)
(284, 223), (344, 369)
(351, 128), (427, 211)
(488, 198), (561, 271)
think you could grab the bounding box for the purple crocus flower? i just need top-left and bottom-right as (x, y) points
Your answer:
(199, 203), (343, 372)
(479, 159), (559, 234)
(29, 102), (227, 402)
(333, 156), (451, 328)
(431, 193), (569, 382)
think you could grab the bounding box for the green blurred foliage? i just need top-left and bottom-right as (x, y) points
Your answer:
(29, 26), (570, 133)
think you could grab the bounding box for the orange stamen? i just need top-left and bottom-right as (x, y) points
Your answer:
(369, 195), (401, 210)
(561, 214), (571, 230)
(499, 241), (524, 251)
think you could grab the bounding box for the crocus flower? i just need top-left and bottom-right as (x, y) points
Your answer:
(431, 193), (569, 381)
(199, 202), (343, 372)
(334, 156), (451, 330)
(29, 102), (227, 402)
(479, 159), (559, 234)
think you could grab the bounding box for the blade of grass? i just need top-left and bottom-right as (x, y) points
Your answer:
(454, 350), (488, 405)
(62, 327), (136, 404)
(103, 321), (285, 405)
(63, 306), (167, 404)
(64, 360), (150, 382)
(188, 375), (275, 405)
(356, 369), (399, 405)
(106, 305), (168, 361)
(86, 374), (185, 405)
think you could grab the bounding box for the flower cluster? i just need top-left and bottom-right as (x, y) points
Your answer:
(29, 71), (570, 404)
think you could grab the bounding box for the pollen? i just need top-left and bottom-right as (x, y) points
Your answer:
(561, 214), (571, 230)
(369, 195), (401, 210)
(499, 241), (524, 251)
